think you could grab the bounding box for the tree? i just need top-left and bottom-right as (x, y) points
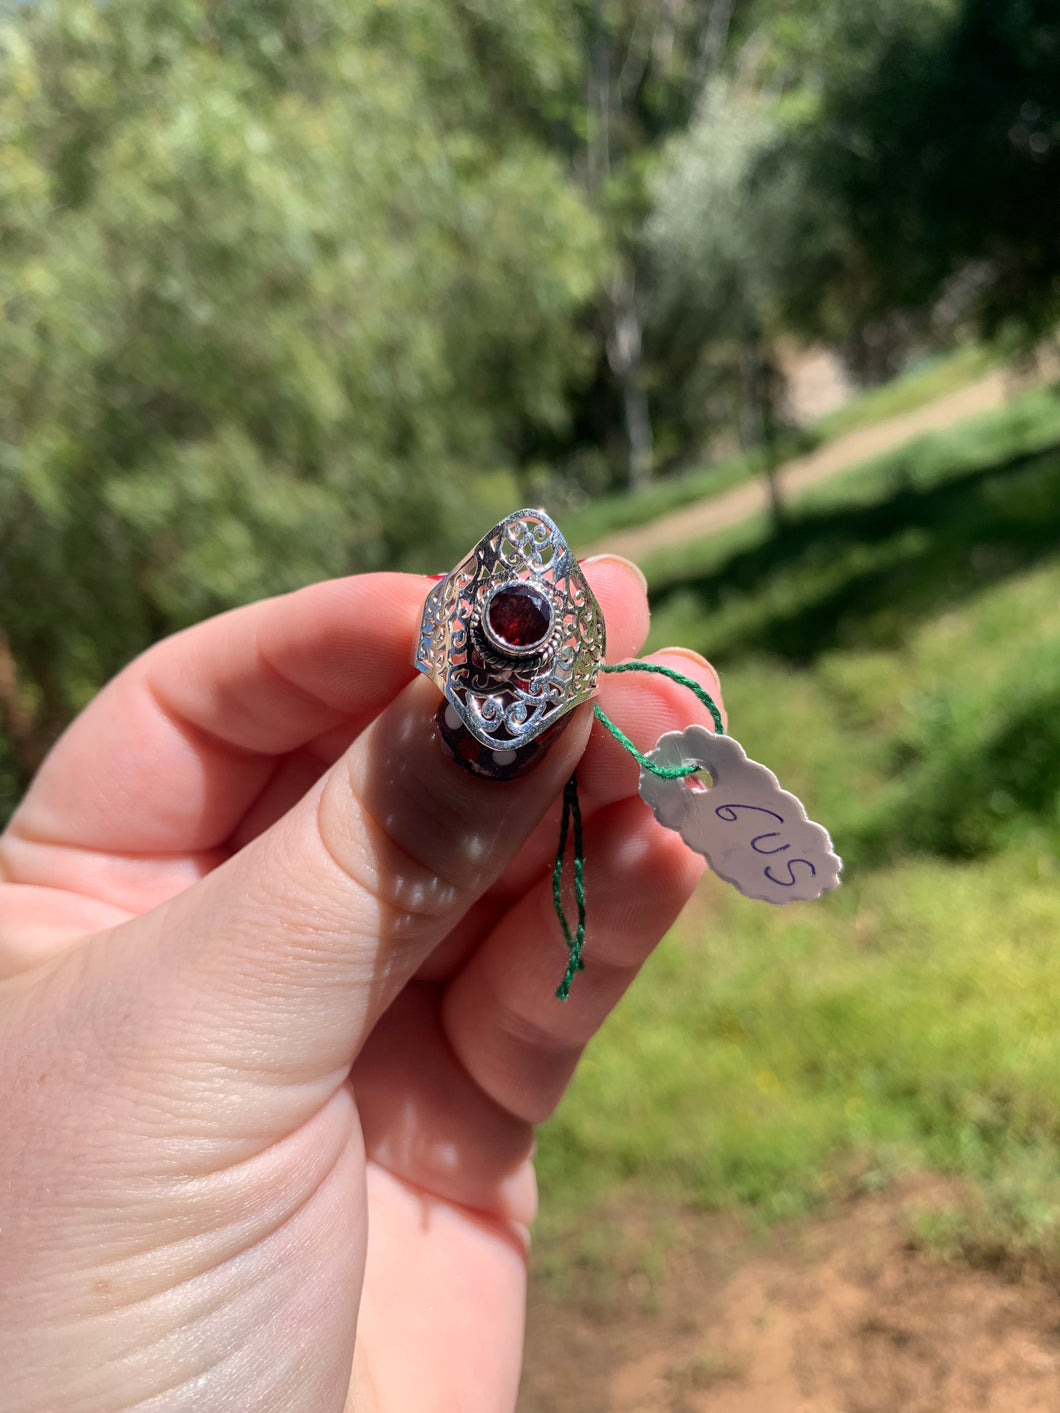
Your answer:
(644, 80), (800, 523)
(761, 0), (1060, 358)
(562, 0), (742, 491)
(0, 0), (604, 798)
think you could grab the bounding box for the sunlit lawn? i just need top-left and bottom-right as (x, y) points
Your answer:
(536, 381), (1060, 1271)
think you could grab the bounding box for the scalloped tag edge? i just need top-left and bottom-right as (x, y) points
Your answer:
(637, 725), (842, 904)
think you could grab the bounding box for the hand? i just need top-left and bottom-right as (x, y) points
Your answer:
(0, 560), (723, 1413)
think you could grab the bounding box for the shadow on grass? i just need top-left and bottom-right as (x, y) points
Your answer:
(651, 439), (1060, 664)
(852, 669), (1060, 866)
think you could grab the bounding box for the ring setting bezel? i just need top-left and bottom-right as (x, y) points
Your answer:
(415, 508), (606, 751)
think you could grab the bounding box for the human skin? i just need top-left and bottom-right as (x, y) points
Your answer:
(0, 557), (723, 1413)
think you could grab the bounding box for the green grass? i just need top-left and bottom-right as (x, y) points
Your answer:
(562, 343), (997, 549)
(637, 380), (1060, 591)
(535, 377), (1060, 1272)
(563, 436), (810, 549)
(541, 845), (1060, 1217)
(814, 341), (997, 440)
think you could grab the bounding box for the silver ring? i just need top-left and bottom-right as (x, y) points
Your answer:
(415, 508), (606, 750)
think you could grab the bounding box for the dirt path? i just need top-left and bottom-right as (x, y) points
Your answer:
(519, 1179), (1060, 1413)
(581, 369), (1017, 563)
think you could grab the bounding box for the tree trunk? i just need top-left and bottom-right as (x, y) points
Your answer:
(738, 339), (786, 533)
(587, 11), (654, 492)
(606, 274), (654, 491)
(762, 460), (785, 530)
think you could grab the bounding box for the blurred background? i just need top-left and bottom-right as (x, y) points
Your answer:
(2, 0), (1060, 1407)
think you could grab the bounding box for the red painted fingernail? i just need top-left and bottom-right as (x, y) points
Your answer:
(435, 702), (571, 782)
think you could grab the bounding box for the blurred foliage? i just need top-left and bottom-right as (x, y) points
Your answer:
(645, 0), (1060, 421)
(536, 0), (754, 492)
(0, 0), (604, 775)
(2, 0), (1060, 802)
(644, 80), (803, 476)
(771, 0), (1060, 354)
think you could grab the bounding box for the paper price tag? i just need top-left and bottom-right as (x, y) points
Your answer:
(638, 726), (842, 904)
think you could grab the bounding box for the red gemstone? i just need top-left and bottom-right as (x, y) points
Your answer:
(485, 583), (552, 652)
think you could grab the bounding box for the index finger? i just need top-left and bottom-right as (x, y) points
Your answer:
(4, 558), (650, 860)
(6, 574), (430, 856)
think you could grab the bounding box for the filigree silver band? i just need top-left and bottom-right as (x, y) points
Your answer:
(415, 509), (606, 750)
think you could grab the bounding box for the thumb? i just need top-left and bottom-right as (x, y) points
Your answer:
(77, 672), (592, 1133)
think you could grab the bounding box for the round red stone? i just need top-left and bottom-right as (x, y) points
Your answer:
(485, 583), (552, 652)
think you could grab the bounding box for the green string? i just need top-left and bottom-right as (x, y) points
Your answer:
(600, 661), (725, 741)
(553, 773), (586, 1001)
(552, 661), (724, 999)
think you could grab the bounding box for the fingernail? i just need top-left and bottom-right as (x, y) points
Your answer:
(655, 646), (721, 685)
(581, 552), (648, 595)
(435, 702), (572, 782)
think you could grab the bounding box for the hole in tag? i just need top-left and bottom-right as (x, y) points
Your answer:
(682, 765), (714, 793)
